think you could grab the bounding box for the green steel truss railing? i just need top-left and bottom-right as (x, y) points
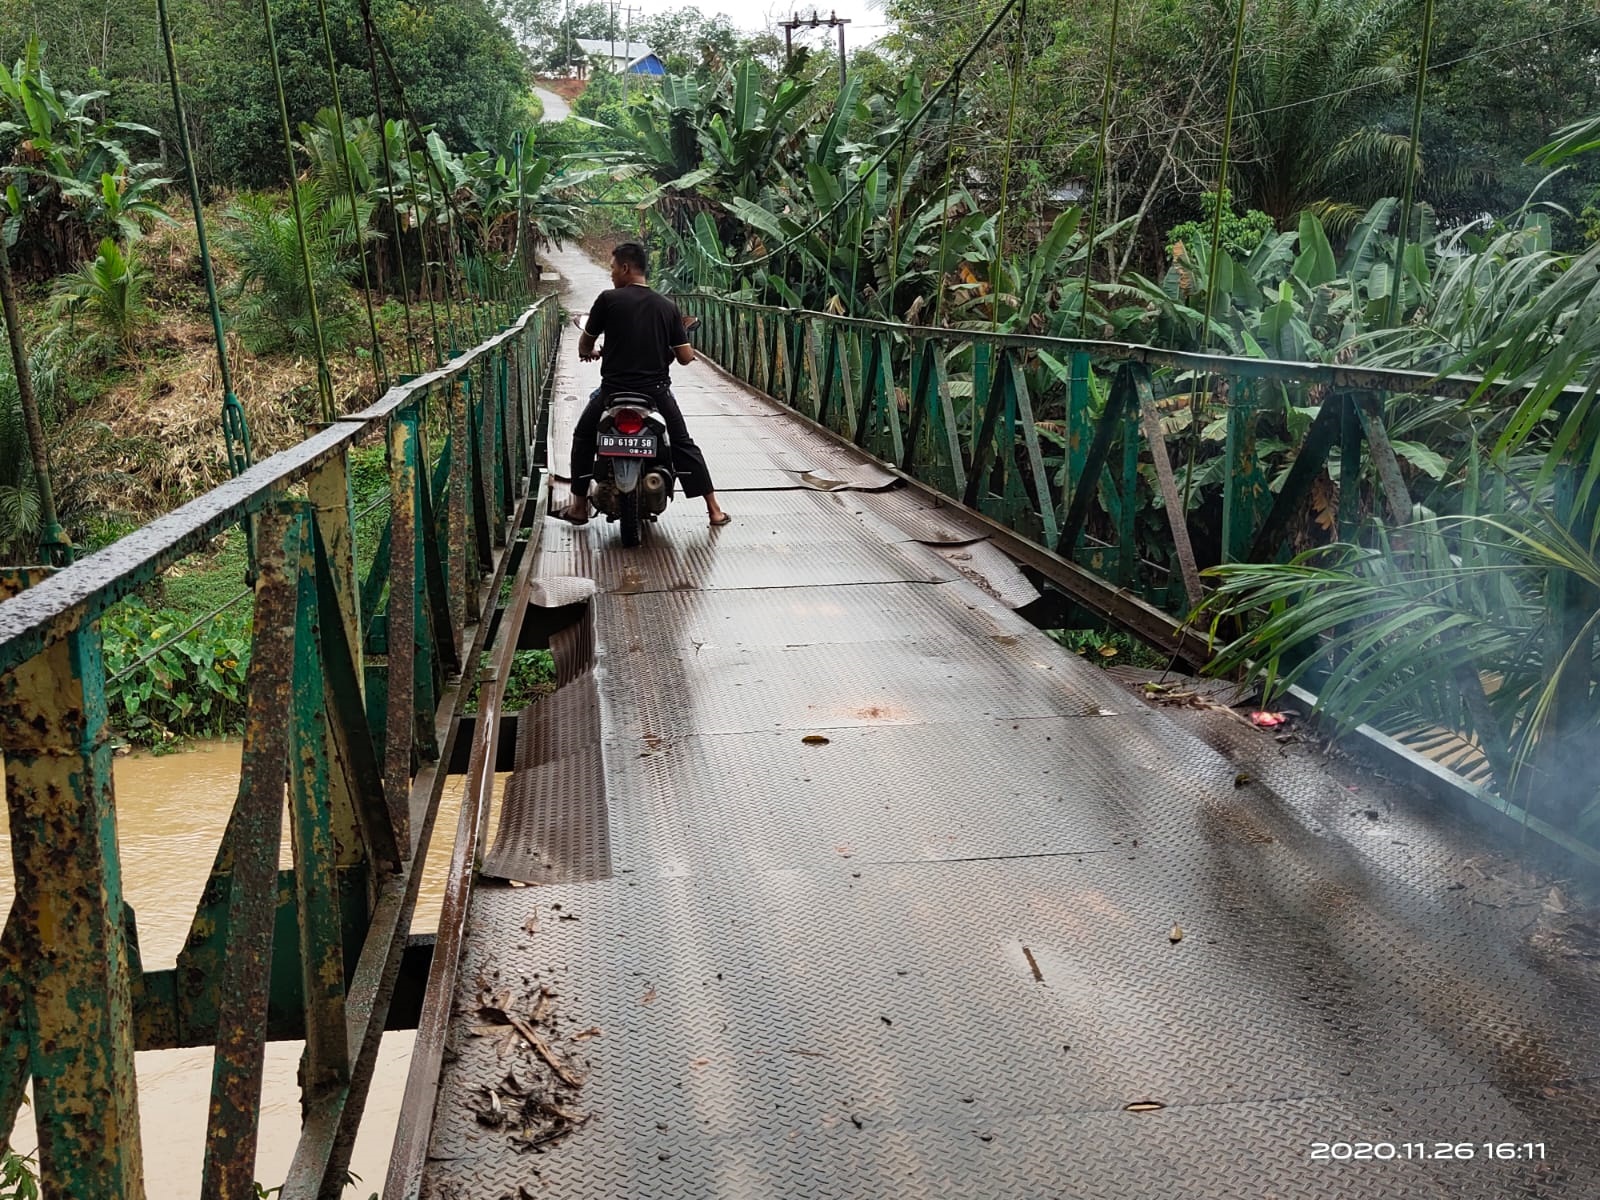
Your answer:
(681, 295), (1598, 838)
(0, 298), (560, 1200)
(682, 295), (1514, 606)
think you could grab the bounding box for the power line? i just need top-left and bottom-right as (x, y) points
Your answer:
(731, 0), (1024, 269)
(909, 10), (1600, 159)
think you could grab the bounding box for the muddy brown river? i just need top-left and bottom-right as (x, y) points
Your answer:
(0, 741), (464, 1195)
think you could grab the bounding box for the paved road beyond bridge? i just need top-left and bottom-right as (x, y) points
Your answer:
(400, 248), (1600, 1200)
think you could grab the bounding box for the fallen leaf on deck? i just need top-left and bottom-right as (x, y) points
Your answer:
(802, 734), (831, 745)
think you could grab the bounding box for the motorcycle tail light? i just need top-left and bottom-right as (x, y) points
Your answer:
(612, 408), (647, 435)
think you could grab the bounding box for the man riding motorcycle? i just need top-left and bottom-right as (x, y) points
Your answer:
(560, 242), (730, 528)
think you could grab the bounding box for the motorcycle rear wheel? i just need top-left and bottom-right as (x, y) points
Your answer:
(620, 489), (642, 547)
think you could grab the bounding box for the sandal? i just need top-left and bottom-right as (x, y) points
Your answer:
(709, 513), (732, 527)
(557, 508), (590, 526)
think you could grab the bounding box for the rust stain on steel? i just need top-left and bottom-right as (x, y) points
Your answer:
(307, 456), (365, 706)
(307, 459), (369, 869)
(448, 379), (474, 626)
(385, 410), (420, 854)
(285, 502), (351, 1098)
(0, 572), (147, 1198)
(199, 505), (296, 1200)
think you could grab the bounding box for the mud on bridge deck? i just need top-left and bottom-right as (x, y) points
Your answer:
(397, 250), (1600, 1200)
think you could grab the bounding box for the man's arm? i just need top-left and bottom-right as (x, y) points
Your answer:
(668, 302), (694, 366)
(579, 293), (607, 361)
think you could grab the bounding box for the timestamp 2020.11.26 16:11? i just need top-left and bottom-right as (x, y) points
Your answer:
(1309, 1143), (1547, 1162)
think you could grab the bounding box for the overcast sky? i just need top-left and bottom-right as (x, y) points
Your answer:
(621, 0), (893, 46)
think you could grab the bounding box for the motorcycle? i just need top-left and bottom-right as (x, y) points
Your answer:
(588, 389), (675, 548)
(572, 312), (699, 547)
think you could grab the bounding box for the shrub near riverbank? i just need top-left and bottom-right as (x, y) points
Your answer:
(101, 597), (252, 747)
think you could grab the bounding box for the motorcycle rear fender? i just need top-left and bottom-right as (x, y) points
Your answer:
(612, 458), (643, 493)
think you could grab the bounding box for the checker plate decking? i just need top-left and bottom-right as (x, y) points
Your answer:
(415, 248), (1600, 1200)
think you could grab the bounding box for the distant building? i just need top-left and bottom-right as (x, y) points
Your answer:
(573, 38), (666, 77)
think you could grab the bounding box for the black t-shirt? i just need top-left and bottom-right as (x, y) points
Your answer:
(583, 285), (688, 391)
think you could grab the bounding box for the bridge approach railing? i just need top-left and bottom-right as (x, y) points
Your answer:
(0, 298), (559, 1199)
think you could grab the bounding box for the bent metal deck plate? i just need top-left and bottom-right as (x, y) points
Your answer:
(416, 251), (1600, 1200)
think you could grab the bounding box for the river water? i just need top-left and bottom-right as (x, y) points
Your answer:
(0, 740), (464, 1195)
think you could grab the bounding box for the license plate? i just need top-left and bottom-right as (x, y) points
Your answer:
(598, 433), (658, 458)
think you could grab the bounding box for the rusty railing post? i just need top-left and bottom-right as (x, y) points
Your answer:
(0, 575), (144, 1198)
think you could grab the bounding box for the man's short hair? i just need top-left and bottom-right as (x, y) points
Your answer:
(612, 242), (649, 275)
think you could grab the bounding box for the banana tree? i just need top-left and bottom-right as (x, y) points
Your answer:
(0, 36), (164, 276)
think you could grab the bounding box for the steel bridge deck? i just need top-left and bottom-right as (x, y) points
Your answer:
(414, 255), (1600, 1199)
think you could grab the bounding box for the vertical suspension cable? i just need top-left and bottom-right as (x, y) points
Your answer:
(262, 0), (335, 420)
(992, 0), (1025, 331)
(827, 209), (842, 311)
(888, 124), (910, 319)
(314, 0), (386, 394)
(847, 176), (865, 316)
(1198, 0), (1250, 359)
(511, 129), (528, 314)
(1077, 0), (1121, 337)
(406, 126), (448, 363)
(932, 70), (962, 329)
(0, 238), (70, 564)
(359, 0), (424, 373)
(1182, 0), (1251, 513)
(416, 131), (460, 356)
(1385, 0), (1436, 330)
(157, 0), (253, 475)
(364, 13), (459, 353)
(416, 125), (459, 352)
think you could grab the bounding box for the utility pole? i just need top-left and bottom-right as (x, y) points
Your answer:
(621, 3), (640, 100)
(780, 10), (850, 87)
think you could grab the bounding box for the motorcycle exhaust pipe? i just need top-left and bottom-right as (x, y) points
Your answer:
(641, 470), (668, 513)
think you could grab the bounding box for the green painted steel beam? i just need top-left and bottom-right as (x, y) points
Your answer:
(1222, 380), (1271, 563)
(287, 501), (352, 1096)
(684, 294), (1589, 408)
(1058, 362), (1137, 556)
